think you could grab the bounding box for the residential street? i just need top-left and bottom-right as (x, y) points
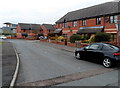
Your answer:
(10, 39), (118, 86)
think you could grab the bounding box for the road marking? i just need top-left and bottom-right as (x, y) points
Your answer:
(9, 43), (20, 88)
(17, 68), (117, 87)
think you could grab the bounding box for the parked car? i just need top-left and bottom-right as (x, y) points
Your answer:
(74, 43), (120, 68)
(0, 35), (7, 40)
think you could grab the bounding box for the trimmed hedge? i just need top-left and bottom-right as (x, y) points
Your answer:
(94, 32), (111, 42)
(70, 34), (83, 43)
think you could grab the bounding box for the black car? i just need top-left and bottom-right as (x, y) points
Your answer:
(74, 43), (120, 68)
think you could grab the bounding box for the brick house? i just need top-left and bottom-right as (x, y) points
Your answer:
(16, 23), (43, 39)
(55, 1), (120, 42)
(41, 24), (56, 37)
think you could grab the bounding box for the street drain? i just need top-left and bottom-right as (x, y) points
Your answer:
(17, 68), (117, 87)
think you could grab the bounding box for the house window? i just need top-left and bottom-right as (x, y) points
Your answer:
(73, 21), (77, 27)
(104, 17), (109, 23)
(60, 24), (62, 28)
(110, 15), (118, 24)
(96, 17), (101, 25)
(58, 24), (60, 28)
(82, 19), (86, 26)
(64, 23), (68, 28)
(110, 34), (117, 41)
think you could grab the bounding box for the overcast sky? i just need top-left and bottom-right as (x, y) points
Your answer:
(0, 0), (115, 27)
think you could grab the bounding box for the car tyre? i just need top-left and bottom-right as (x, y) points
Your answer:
(103, 58), (112, 68)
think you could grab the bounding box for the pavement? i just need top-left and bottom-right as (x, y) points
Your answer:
(35, 40), (76, 52)
(2, 40), (17, 87)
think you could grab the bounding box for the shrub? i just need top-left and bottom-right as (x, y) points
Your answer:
(47, 33), (55, 38)
(94, 32), (111, 42)
(84, 34), (90, 40)
(38, 33), (43, 36)
(56, 36), (65, 41)
(50, 37), (57, 40)
(70, 34), (83, 43)
(82, 35), (95, 43)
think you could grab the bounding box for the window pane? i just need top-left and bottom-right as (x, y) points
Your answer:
(64, 23), (68, 28)
(89, 45), (99, 50)
(96, 17), (101, 25)
(73, 21), (77, 27)
(110, 16), (114, 23)
(114, 16), (118, 23)
(82, 20), (86, 26)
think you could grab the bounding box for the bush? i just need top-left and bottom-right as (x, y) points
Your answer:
(82, 35), (95, 43)
(50, 37), (57, 40)
(47, 33), (55, 38)
(94, 32), (111, 42)
(38, 33), (43, 36)
(84, 34), (90, 40)
(70, 34), (83, 43)
(56, 36), (65, 41)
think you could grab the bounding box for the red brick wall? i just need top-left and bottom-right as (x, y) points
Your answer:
(16, 24), (43, 39)
(16, 24), (22, 38)
(55, 15), (120, 40)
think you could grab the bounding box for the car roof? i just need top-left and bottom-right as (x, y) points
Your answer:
(92, 43), (119, 48)
(91, 43), (105, 45)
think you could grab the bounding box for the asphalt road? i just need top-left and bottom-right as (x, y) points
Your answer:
(2, 40), (17, 87)
(10, 39), (118, 86)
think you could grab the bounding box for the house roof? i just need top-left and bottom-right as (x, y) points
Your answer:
(56, 1), (120, 23)
(18, 23), (42, 30)
(42, 24), (56, 31)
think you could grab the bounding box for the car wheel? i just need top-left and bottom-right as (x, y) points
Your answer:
(103, 58), (112, 68)
(75, 52), (81, 59)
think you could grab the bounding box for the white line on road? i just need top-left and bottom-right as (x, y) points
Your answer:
(9, 44), (20, 88)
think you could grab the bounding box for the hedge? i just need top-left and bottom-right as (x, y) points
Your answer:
(70, 34), (83, 43)
(94, 32), (111, 42)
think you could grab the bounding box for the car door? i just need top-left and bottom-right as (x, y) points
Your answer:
(85, 44), (101, 60)
(82, 45), (91, 59)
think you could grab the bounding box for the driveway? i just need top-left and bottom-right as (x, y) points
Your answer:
(10, 39), (118, 87)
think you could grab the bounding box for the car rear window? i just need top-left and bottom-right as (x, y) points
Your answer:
(102, 44), (119, 51)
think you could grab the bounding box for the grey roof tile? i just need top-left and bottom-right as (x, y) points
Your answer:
(56, 1), (120, 23)
(43, 24), (56, 31)
(18, 23), (42, 30)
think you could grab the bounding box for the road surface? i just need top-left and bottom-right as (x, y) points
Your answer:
(10, 39), (118, 86)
